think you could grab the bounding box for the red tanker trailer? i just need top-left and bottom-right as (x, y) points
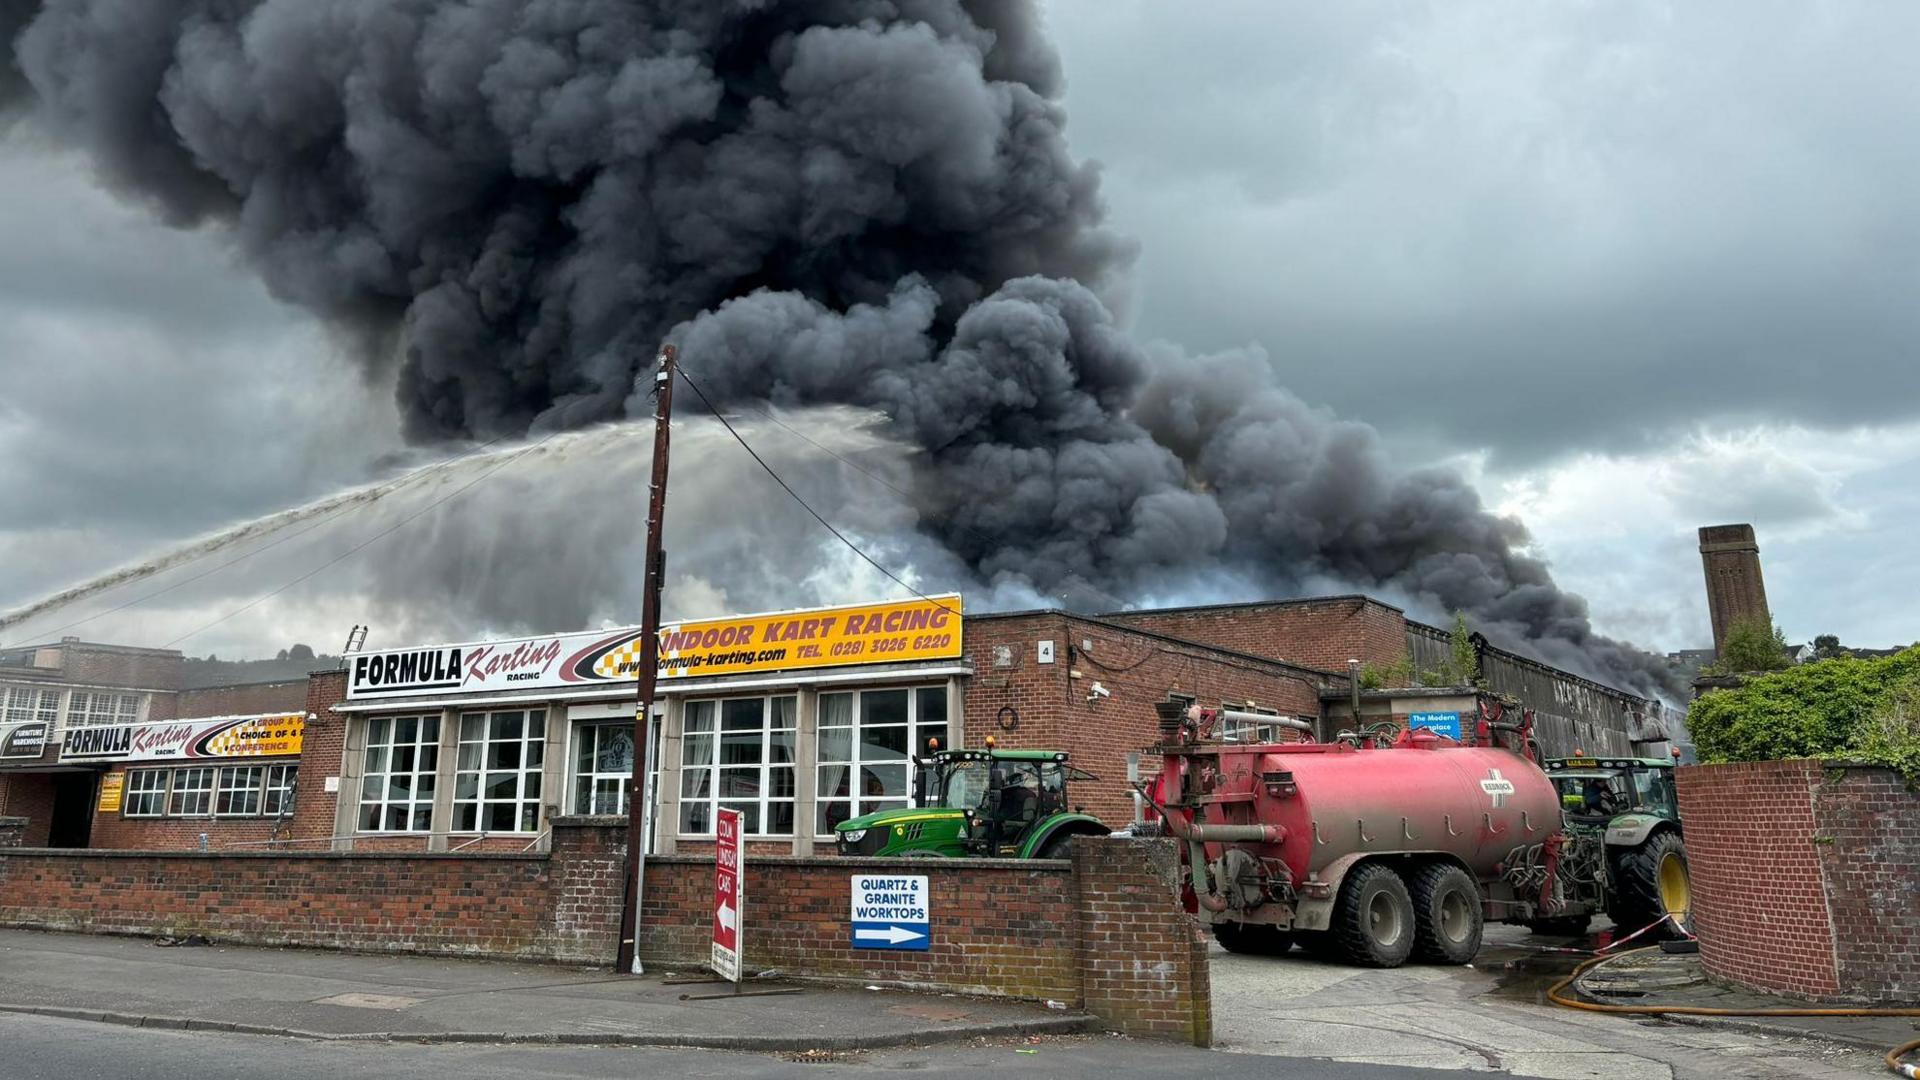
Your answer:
(1146, 700), (1603, 967)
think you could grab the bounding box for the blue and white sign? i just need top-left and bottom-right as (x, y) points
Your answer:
(850, 874), (930, 951)
(1409, 711), (1463, 740)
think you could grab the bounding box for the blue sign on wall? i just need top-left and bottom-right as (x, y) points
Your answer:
(1409, 712), (1463, 740)
(851, 874), (930, 951)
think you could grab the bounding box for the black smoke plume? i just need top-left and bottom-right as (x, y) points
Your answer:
(3, 1), (1681, 697)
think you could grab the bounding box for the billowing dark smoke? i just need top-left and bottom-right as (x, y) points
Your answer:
(3, 1), (1681, 697)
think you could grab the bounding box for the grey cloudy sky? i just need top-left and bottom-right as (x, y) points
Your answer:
(3, 1), (1917, 660)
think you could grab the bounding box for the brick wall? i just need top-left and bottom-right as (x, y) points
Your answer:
(1102, 597), (1406, 673)
(62, 645), (184, 692)
(0, 816), (24, 847)
(1678, 760), (1920, 1002)
(293, 670), (348, 844)
(1808, 765), (1920, 1000)
(633, 836), (1209, 1043)
(176, 680), (310, 718)
(0, 824), (1211, 1042)
(0, 773), (56, 847)
(0, 849), (556, 959)
(965, 613), (1332, 827)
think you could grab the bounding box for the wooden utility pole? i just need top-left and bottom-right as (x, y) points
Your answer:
(617, 343), (676, 975)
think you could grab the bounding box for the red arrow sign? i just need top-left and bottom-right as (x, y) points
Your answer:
(711, 808), (742, 981)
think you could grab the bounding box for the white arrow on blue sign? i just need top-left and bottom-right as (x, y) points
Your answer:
(850, 874), (931, 952)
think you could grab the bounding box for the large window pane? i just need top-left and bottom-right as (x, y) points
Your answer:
(453, 708), (547, 834)
(864, 689), (909, 726)
(358, 715), (439, 833)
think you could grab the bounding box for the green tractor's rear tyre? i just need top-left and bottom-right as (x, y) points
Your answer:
(1408, 862), (1483, 964)
(1330, 863), (1415, 968)
(1212, 922), (1294, 956)
(1613, 829), (1692, 940)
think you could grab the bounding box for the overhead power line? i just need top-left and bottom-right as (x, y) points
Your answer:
(674, 369), (963, 619)
(680, 370), (1129, 614)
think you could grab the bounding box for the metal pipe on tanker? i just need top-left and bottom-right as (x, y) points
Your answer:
(1213, 708), (1315, 736)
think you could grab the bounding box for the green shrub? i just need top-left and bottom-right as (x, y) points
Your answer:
(1687, 645), (1920, 784)
(1700, 614), (1792, 675)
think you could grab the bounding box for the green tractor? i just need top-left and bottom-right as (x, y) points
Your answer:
(833, 741), (1107, 859)
(1536, 755), (1692, 940)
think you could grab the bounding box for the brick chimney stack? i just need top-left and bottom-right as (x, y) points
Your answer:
(1698, 524), (1771, 655)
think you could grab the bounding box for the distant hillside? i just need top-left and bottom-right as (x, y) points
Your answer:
(182, 648), (344, 689)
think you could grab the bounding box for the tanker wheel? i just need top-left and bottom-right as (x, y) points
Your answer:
(1330, 863), (1415, 968)
(1613, 830), (1691, 940)
(1212, 921), (1293, 956)
(1408, 863), (1483, 965)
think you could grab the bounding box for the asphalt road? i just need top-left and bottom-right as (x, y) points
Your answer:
(0, 1011), (1468, 1080)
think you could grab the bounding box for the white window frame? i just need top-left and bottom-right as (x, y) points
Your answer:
(453, 708), (547, 834)
(358, 715), (440, 833)
(167, 766), (216, 817)
(67, 691), (137, 728)
(263, 763), (298, 817)
(814, 685), (949, 836)
(571, 719), (661, 818)
(123, 769), (168, 817)
(678, 695), (796, 838)
(216, 765), (265, 817)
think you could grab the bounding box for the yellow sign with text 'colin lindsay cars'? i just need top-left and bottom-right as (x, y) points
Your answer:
(624, 595), (964, 681)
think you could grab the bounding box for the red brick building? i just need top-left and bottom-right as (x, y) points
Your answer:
(11, 595), (1674, 854)
(0, 638), (307, 847)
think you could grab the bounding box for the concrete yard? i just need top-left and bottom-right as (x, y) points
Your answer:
(1208, 925), (1889, 1079)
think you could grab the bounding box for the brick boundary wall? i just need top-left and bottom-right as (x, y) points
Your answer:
(1677, 760), (1920, 1002)
(0, 821), (1210, 1042)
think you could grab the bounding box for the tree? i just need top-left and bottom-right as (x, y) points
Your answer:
(288, 644), (315, 661)
(1813, 633), (1847, 660)
(1447, 612), (1482, 687)
(1705, 615), (1792, 675)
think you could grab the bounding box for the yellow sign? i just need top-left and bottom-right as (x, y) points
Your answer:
(97, 772), (125, 813)
(200, 713), (305, 758)
(617, 595), (963, 681)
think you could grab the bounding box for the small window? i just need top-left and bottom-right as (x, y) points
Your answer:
(168, 767), (215, 816)
(124, 770), (168, 817)
(217, 766), (265, 817)
(263, 764), (298, 817)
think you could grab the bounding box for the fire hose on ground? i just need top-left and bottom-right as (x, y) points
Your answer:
(1544, 933), (1920, 1077)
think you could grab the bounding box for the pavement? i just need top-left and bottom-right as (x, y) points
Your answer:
(0, 927), (1088, 1051)
(0, 1012), (1473, 1080)
(1208, 924), (1897, 1079)
(1576, 944), (1920, 1055)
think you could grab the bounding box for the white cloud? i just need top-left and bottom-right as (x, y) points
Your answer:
(1485, 422), (1920, 651)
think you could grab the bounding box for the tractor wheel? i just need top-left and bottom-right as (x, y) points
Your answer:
(1524, 914), (1593, 937)
(1408, 863), (1483, 964)
(1330, 863), (1415, 968)
(1212, 922), (1292, 955)
(1613, 830), (1692, 940)
(1038, 834), (1075, 860)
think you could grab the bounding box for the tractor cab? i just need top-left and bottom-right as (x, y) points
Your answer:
(1544, 756), (1679, 826)
(834, 741), (1101, 859)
